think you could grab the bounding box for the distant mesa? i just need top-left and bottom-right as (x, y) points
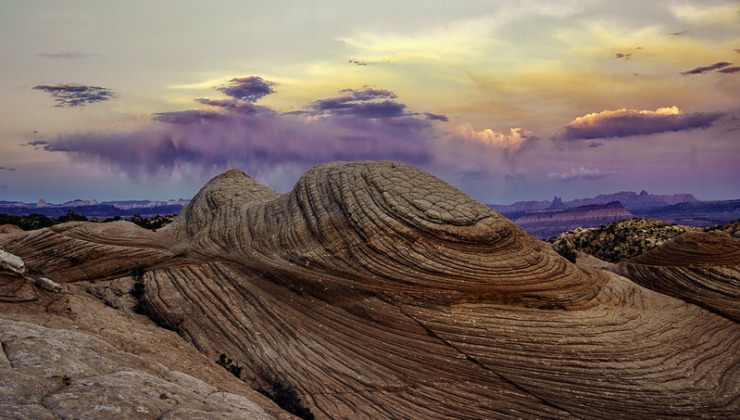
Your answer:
(510, 201), (635, 239)
(488, 190), (740, 238)
(1, 161), (738, 418)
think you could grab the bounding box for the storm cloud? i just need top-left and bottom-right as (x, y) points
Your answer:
(33, 84), (115, 107)
(40, 79), (443, 187)
(718, 66), (740, 74)
(558, 107), (723, 140)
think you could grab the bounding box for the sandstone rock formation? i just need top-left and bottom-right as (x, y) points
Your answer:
(0, 249), (25, 275)
(1, 161), (738, 419)
(0, 224), (23, 235)
(615, 230), (740, 322)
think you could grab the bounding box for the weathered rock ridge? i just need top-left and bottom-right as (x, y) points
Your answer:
(615, 230), (740, 322)
(1, 161), (738, 419)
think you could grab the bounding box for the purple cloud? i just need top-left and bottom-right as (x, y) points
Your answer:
(33, 84), (115, 107)
(681, 62), (732, 75)
(615, 53), (631, 60)
(152, 109), (232, 124)
(0, 166), (16, 171)
(424, 112), (448, 122)
(194, 98), (275, 115)
(559, 107), (723, 140)
(348, 59), (369, 66)
(718, 66), (740, 74)
(302, 87), (419, 120)
(41, 81), (439, 186)
(24, 140), (49, 147)
(216, 77), (276, 102)
(313, 99), (407, 118)
(340, 87), (397, 100)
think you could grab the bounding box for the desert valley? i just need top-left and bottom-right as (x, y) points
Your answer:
(1, 161), (738, 419)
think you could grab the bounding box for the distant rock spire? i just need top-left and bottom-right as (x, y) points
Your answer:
(548, 196), (567, 210)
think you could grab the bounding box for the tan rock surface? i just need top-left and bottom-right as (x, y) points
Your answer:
(615, 231), (740, 322)
(1, 161), (738, 419)
(0, 224), (23, 235)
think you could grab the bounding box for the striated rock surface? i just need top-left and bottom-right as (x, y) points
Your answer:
(615, 231), (740, 322)
(1, 161), (738, 419)
(511, 201), (635, 239)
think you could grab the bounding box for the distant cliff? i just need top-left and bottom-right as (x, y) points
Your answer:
(510, 201), (635, 239)
(489, 190), (698, 213)
(0, 200), (189, 219)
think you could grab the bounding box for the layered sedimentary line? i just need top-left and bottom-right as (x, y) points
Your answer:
(0, 222), (176, 283)
(162, 161), (605, 308)
(405, 275), (740, 418)
(615, 231), (740, 322)
(142, 261), (572, 419)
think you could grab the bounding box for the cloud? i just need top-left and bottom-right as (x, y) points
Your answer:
(40, 79), (442, 188)
(671, 4), (739, 26)
(681, 62), (732, 76)
(24, 140), (49, 147)
(558, 106), (723, 140)
(37, 51), (95, 59)
(424, 112), (448, 122)
(615, 53), (631, 60)
(348, 59), (369, 66)
(215, 77), (276, 102)
(152, 109), (232, 124)
(452, 124), (533, 152)
(0, 167), (16, 171)
(33, 84), (115, 107)
(718, 66), (740, 74)
(306, 87), (413, 119)
(548, 167), (616, 181)
(669, 31), (687, 37)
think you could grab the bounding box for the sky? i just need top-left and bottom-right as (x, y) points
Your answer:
(0, 0), (738, 204)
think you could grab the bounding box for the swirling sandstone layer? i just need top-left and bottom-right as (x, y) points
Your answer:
(1, 161), (738, 419)
(615, 231), (740, 322)
(161, 162), (605, 309)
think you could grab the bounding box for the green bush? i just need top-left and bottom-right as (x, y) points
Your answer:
(258, 380), (314, 420)
(216, 354), (243, 379)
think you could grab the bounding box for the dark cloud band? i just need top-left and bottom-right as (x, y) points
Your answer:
(33, 84), (115, 107)
(559, 107), (722, 140)
(681, 62), (732, 76)
(216, 77), (276, 102)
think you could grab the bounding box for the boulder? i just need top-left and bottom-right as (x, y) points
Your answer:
(34, 277), (63, 293)
(0, 249), (25, 275)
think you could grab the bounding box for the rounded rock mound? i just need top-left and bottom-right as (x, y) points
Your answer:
(164, 161), (605, 307)
(616, 231), (740, 321)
